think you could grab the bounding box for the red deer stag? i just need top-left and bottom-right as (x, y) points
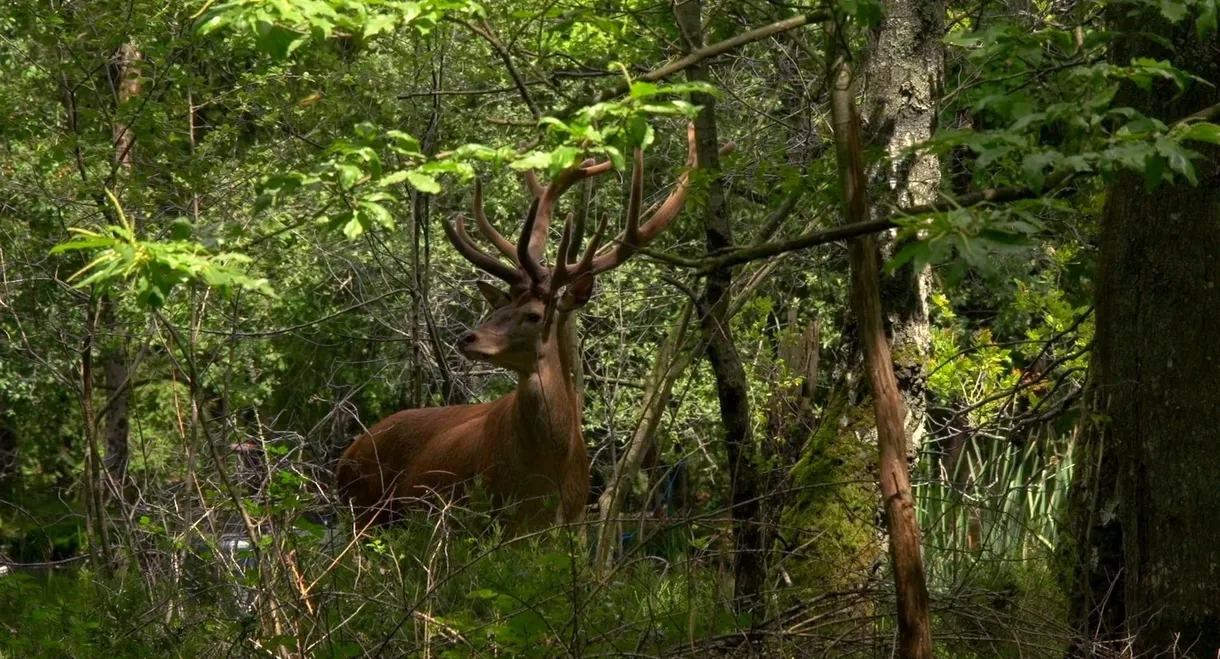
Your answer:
(336, 125), (725, 529)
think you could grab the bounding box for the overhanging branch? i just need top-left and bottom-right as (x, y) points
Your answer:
(558, 12), (830, 119)
(682, 173), (1079, 275)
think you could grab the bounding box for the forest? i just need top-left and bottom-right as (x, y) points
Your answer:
(0, 0), (1218, 656)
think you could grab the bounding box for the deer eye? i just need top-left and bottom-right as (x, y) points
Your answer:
(524, 311), (543, 323)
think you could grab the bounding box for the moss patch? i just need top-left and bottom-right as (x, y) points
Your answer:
(780, 389), (880, 592)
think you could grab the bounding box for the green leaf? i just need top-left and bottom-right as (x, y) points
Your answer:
(379, 170), (411, 186)
(342, 216), (365, 241)
(255, 23), (308, 59)
(626, 114), (654, 150)
(363, 13), (397, 37)
(977, 229), (1033, 249)
(406, 171), (441, 194)
(886, 239), (931, 273)
(385, 130), (422, 154)
(50, 236), (118, 254)
(341, 163), (366, 189)
(1180, 122), (1220, 145)
(1160, 0), (1188, 22)
(1144, 154), (1167, 191)
(1103, 142), (1155, 172)
(976, 146), (1013, 168)
(510, 151), (552, 170)
(1200, 0), (1219, 37)
(1009, 111), (1047, 132)
(1021, 151), (1062, 192)
(1155, 136), (1199, 185)
(652, 81), (720, 98)
(361, 200), (395, 228)
(629, 81), (660, 99)
(195, 13), (231, 36)
(538, 116), (571, 133)
(549, 146), (582, 171)
(599, 145), (626, 171)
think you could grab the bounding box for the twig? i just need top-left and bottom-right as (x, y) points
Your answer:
(558, 12), (830, 118)
(452, 18), (542, 120)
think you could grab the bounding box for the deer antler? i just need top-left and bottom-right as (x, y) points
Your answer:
(561, 124), (735, 280)
(472, 178), (518, 262)
(524, 158), (612, 267)
(444, 123), (732, 298)
(442, 215), (522, 285)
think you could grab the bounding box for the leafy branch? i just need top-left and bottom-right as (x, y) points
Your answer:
(50, 191), (274, 308)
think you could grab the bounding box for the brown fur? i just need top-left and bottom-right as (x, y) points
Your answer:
(335, 298), (590, 529)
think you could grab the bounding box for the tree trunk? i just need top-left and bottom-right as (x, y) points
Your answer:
(1087, 148), (1220, 656)
(111, 42), (140, 177)
(828, 34), (933, 659)
(101, 300), (130, 481)
(863, 0), (943, 459)
(0, 394), (16, 493)
(782, 0), (943, 607)
(81, 299), (114, 577)
(673, 0), (766, 612)
(101, 41), (141, 482)
(1066, 13), (1220, 656)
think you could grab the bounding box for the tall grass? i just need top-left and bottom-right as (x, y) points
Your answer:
(916, 429), (1076, 590)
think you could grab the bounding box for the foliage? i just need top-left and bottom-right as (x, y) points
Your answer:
(196, 0), (484, 57)
(1, 0), (1214, 654)
(889, 9), (1220, 275)
(50, 193), (274, 308)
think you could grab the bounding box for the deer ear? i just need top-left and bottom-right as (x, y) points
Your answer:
(476, 281), (513, 309)
(558, 275), (595, 312)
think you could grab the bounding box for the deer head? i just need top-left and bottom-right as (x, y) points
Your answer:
(444, 125), (709, 374)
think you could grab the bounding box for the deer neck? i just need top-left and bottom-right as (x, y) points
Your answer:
(513, 312), (581, 452)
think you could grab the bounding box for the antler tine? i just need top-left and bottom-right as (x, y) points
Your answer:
(527, 158), (615, 264)
(523, 170), (544, 199)
(625, 148), (644, 244)
(574, 210), (611, 276)
(443, 216), (521, 284)
(631, 139), (734, 244)
(472, 178), (519, 262)
(516, 196), (547, 286)
(551, 212), (575, 289)
(567, 177), (593, 265)
(587, 124), (735, 275)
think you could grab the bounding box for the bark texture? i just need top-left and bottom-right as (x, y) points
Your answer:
(101, 301), (130, 481)
(829, 42), (932, 659)
(673, 0), (765, 611)
(101, 41), (141, 481)
(1068, 15), (1220, 657)
(0, 395), (15, 492)
(863, 0), (943, 457)
(1097, 169), (1220, 654)
(783, 0), (943, 601)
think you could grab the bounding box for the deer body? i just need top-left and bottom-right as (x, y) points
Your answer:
(337, 313), (588, 526)
(336, 125), (728, 529)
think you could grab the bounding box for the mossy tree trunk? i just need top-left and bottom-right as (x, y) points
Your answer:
(1068, 13), (1220, 655)
(784, 0), (943, 594)
(862, 0), (943, 460)
(827, 31), (933, 657)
